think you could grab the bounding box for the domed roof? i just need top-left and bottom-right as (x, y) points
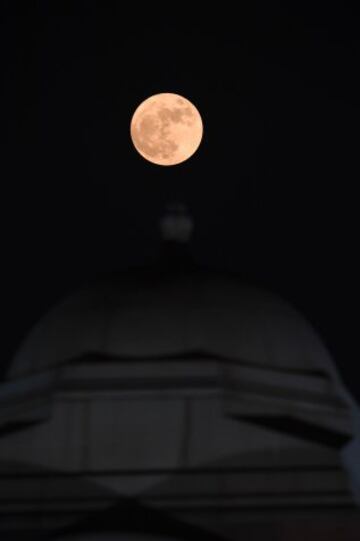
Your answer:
(9, 271), (337, 380)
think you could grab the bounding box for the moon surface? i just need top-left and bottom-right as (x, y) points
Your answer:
(130, 93), (203, 166)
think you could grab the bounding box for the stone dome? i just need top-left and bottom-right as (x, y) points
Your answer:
(9, 270), (340, 382)
(4, 268), (360, 508)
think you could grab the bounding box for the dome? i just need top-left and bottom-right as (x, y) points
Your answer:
(3, 269), (360, 523)
(9, 271), (339, 381)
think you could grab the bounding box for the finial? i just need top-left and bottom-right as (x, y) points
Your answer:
(159, 202), (194, 244)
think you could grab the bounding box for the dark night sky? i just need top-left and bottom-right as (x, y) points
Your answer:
(1, 4), (359, 401)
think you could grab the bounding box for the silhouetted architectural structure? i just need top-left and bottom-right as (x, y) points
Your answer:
(0, 208), (359, 540)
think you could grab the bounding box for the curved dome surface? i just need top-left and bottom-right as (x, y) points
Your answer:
(9, 272), (337, 380)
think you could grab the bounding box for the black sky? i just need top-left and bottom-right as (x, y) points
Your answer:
(2, 3), (359, 401)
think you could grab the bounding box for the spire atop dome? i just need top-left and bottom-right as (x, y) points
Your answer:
(159, 202), (194, 244)
(158, 202), (195, 270)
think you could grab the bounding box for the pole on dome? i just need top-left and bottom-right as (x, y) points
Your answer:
(158, 202), (196, 270)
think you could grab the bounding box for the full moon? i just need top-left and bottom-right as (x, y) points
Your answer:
(130, 93), (203, 166)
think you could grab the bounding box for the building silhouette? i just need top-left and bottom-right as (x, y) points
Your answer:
(0, 207), (359, 540)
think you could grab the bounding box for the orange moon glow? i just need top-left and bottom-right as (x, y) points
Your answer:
(130, 93), (203, 166)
